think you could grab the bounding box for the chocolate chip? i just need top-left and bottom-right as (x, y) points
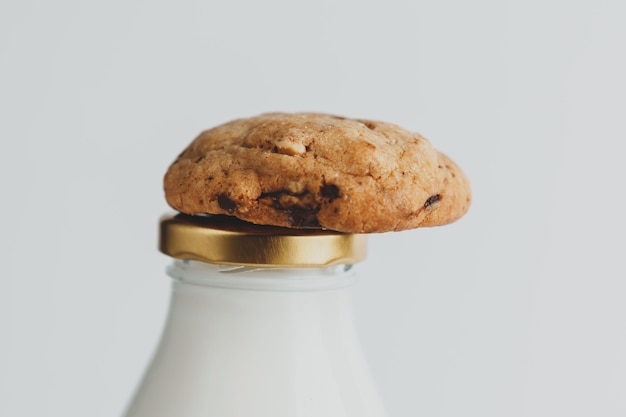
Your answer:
(320, 184), (340, 201)
(424, 194), (441, 208)
(258, 190), (321, 228)
(217, 194), (236, 213)
(287, 207), (320, 228)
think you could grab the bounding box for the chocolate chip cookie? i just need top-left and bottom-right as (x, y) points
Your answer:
(164, 113), (471, 233)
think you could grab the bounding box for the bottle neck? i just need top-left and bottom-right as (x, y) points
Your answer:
(167, 259), (356, 291)
(155, 260), (364, 387)
(162, 260), (359, 340)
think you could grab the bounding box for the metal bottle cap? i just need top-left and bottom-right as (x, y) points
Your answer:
(159, 214), (367, 267)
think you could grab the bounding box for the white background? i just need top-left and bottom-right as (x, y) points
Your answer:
(1, 0), (625, 416)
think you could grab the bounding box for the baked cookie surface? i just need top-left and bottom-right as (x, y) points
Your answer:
(164, 113), (471, 233)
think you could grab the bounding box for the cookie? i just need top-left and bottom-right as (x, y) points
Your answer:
(164, 113), (471, 233)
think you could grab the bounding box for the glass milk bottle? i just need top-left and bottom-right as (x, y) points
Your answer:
(123, 214), (388, 417)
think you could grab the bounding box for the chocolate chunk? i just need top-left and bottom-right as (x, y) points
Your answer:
(423, 194), (441, 208)
(320, 184), (340, 201)
(259, 190), (321, 227)
(217, 194), (237, 213)
(287, 206), (320, 228)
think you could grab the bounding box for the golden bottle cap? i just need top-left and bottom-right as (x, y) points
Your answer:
(159, 214), (367, 267)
